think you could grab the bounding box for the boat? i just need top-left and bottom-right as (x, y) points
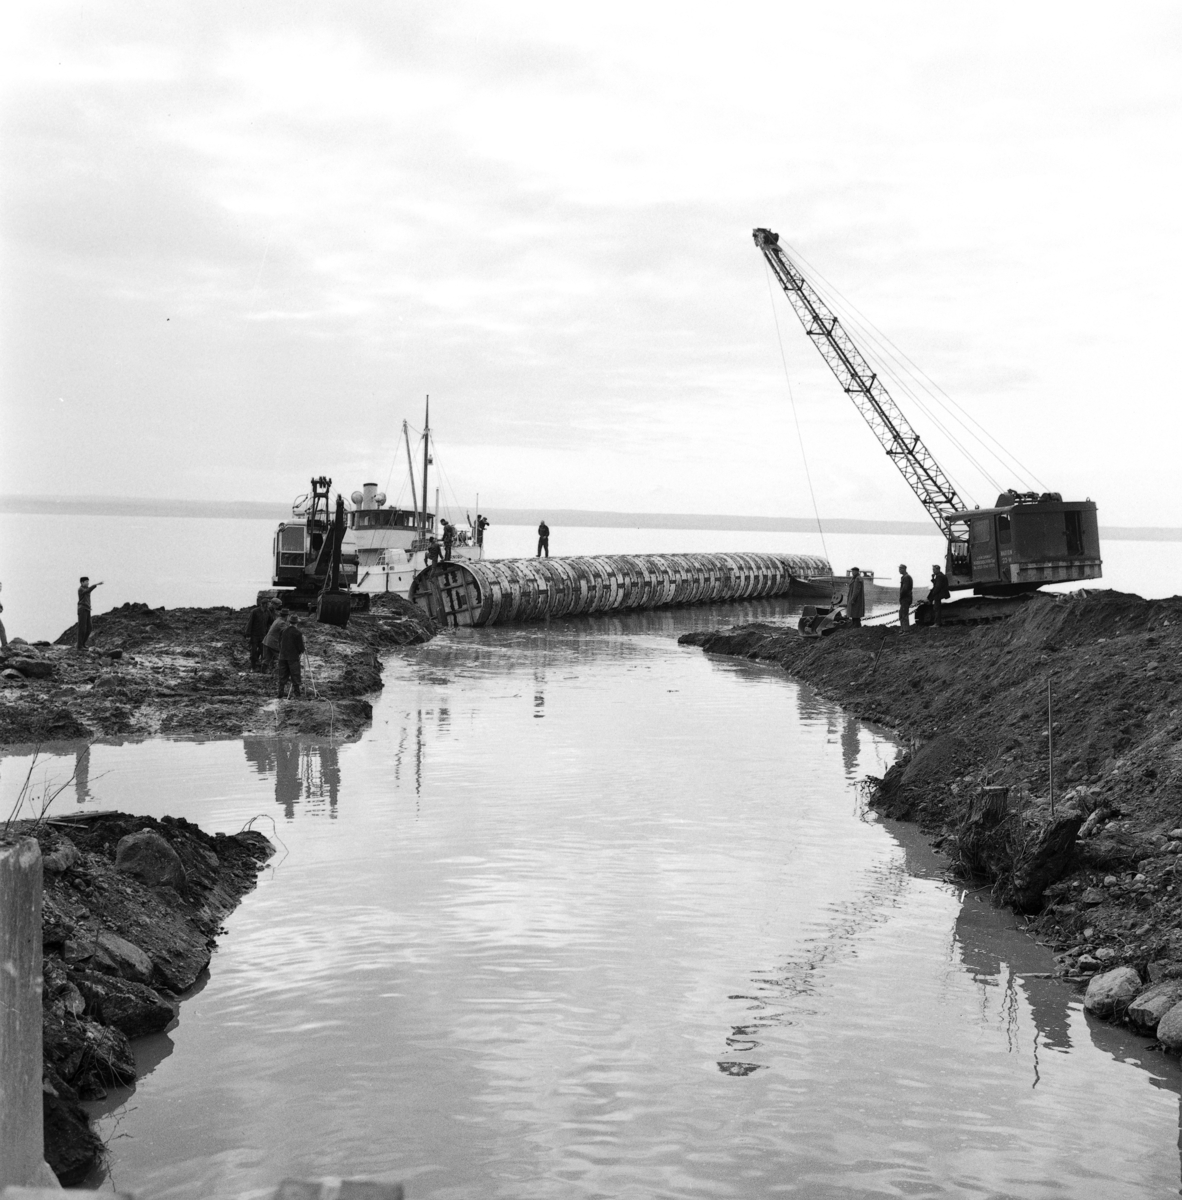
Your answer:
(350, 399), (488, 597)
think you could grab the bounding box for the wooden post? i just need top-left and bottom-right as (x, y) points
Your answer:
(1047, 678), (1055, 817)
(0, 838), (49, 1188)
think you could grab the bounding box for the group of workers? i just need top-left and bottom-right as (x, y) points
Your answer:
(844, 563), (951, 628)
(244, 599), (307, 698)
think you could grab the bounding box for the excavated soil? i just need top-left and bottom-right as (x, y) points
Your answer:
(0, 594), (436, 747)
(681, 590), (1182, 1009)
(7, 812), (275, 1184)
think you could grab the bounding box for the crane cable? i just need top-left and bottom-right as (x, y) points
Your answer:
(764, 261), (831, 571)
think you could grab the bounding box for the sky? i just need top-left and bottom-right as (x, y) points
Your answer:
(3, 2), (1181, 528)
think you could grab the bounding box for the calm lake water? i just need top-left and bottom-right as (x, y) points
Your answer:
(5, 603), (1181, 1198)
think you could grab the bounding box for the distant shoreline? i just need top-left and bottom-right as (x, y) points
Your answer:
(1, 493), (1178, 542)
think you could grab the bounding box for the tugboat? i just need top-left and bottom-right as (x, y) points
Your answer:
(350, 399), (487, 598)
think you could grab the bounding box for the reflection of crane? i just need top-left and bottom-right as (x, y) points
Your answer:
(753, 228), (1102, 620)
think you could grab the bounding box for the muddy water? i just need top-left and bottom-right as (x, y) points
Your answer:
(8, 602), (1182, 1198)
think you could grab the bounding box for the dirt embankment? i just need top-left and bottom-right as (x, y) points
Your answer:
(681, 590), (1182, 1021)
(0, 594), (436, 747)
(10, 812), (275, 1184)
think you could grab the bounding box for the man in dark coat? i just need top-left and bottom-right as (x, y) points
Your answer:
(76, 576), (103, 650)
(426, 537), (442, 566)
(277, 615), (305, 699)
(929, 564), (951, 626)
(244, 599), (272, 670)
(537, 520), (550, 557)
(845, 567), (865, 627)
(261, 608), (287, 670)
(898, 564), (914, 629)
(476, 514), (490, 547)
(441, 520), (455, 561)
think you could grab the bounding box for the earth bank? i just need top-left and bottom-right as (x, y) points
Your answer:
(680, 589), (1182, 1039)
(0, 593), (436, 747)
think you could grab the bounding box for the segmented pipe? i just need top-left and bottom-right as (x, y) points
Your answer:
(410, 551), (832, 628)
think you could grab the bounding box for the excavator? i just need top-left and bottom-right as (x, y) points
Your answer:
(753, 228), (1102, 625)
(263, 476), (366, 627)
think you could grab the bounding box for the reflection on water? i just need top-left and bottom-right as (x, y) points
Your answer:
(4, 603), (1182, 1198)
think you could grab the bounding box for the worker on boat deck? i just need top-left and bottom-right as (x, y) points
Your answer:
(537, 520), (550, 557)
(845, 567), (865, 627)
(277, 615), (305, 700)
(476, 514), (489, 547)
(426, 537), (442, 566)
(261, 608), (288, 670)
(441, 520), (455, 561)
(244, 599), (272, 671)
(929, 564), (951, 626)
(898, 564), (913, 629)
(76, 576), (103, 650)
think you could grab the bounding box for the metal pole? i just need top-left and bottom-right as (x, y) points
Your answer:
(1047, 678), (1055, 817)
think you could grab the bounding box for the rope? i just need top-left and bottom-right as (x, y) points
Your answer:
(764, 261), (831, 570)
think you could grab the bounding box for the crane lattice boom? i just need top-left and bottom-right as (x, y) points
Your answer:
(753, 227), (965, 537)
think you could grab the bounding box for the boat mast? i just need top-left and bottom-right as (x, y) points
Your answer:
(402, 420), (419, 530)
(420, 395), (430, 538)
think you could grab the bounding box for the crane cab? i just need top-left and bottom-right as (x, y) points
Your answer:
(269, 476), (360, 598)
(946, 492), (1101, 595)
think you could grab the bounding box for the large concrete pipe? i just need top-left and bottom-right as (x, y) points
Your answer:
(409, 551), (832, 628)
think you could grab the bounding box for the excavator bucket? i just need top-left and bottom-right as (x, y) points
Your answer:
(316, 592), (351, 628)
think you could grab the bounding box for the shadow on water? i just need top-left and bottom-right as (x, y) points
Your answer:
(242, 739), (341, 819)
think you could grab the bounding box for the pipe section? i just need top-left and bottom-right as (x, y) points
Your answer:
(409, 552), (832, 628)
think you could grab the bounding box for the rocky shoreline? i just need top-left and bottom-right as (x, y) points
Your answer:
(11, 812), (276, 1184)
(0, 593), (436, 747)
(680, 589), (1182, 1045)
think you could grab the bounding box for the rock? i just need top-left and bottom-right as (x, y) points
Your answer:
(1080, 887), (1107, 905)
(1094, 947), (1117, 962)
(116, 828), (187, 888)
(91, 928), (154, 984)
(41, 836), (80, 873)
(1084, 966), (1142, 1017)
(1129, 981), (1182, 1029)
(72, 969), (176, 1037)
(10, 656), (55, 678)
(1, 668), (27, 686)
(42, 1090), (104, 1185)
(1157, 1002), (1182, 1050)
(1077, 955), (1101, 973)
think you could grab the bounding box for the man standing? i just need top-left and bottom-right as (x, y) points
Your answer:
(537, 519), (550, 557)
(441, 520), (455, 561)
(476, 514), (490, 547)
(261, 607), (287, 670)
(929, 563), (951, 626)
(846, 567), (865, 627)
(76, 576), (103, 650)
(277, 615), (305, 699)
(898, 564), (914, 629)
(244, 598), (272, 670)
(426, 537), (442, 566)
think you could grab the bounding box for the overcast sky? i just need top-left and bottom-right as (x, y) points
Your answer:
(3, 2), (1180, 527)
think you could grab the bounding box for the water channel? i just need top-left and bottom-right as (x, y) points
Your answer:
(8, 602), (1182, 1198)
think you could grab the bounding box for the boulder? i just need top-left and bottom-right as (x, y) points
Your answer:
(115, 828), (187, 889)
(1080, 887), (1107, 905)
(42, 836), (80, 873)
(1156, 1001), (1182, 1050)
(91, 929), (154, 984)
(1129, 981), (1182, 1029)
(1084, 966), (1142, 1017)
(72, 969), (176, 1037)
(10, 656), (54, 678)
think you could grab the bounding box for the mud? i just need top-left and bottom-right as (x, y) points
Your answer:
(0, 594), (436, 748)
(7, 812), (276, 1184)
(681, 589), (1182, 1005)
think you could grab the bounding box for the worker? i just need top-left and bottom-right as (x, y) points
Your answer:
(929, 564), (951, 626)
(898, 564), (913, 629)
(276, 615), (305, 700)
(537, 520), (550, 557)
(76, 576), (103, 650)
(441, 520), (455, 561)
(476, 514), (490, 547)
(426, 537), (442, 566)
(243, 599), (272, 671)
(0, 596), (6, 650)
(261, 608), (288, 670)
(845, 567), (865, 627)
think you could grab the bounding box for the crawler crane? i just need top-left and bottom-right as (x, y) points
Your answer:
(753, 228), (1102, 623)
